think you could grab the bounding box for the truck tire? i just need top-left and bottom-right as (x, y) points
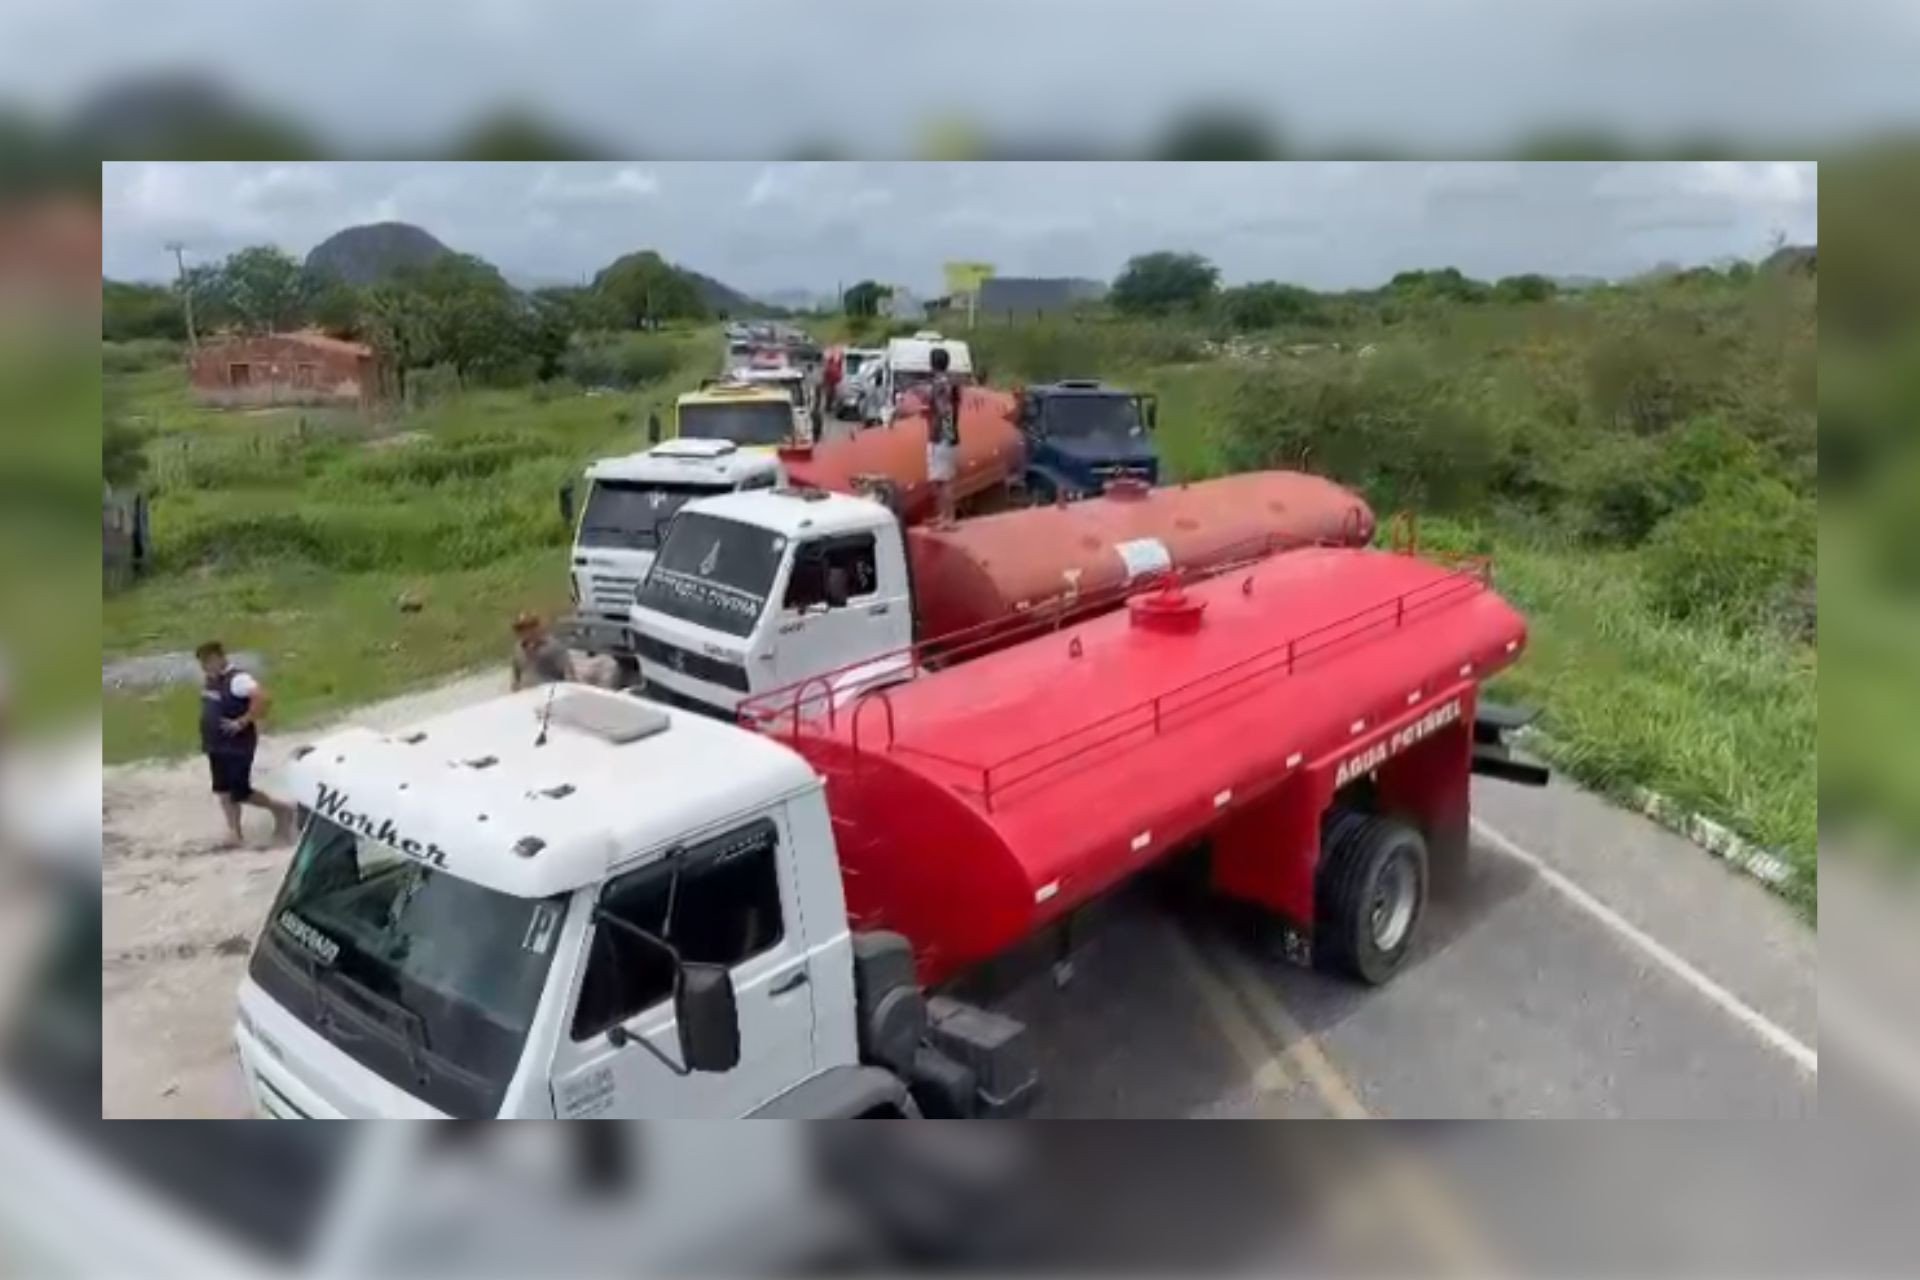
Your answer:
(1315, 811), (1427, 985)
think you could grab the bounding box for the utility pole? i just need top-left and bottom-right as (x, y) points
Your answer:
(166, 241), (199, 349)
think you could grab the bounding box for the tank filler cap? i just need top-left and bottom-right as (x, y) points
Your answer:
(1129, 578), (1207, 633)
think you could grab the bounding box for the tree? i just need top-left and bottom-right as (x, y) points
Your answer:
(305, 271), (365, 337)
(361, 280), (437, 400)
(219, 245), (313, 332)
(408, 254), (529, 385)
(529, 286), (619, 378)
(842, 279), (890, 318)
(1111, 251), (1220, 315)
(1219, 281), (1325, 331)
(1493, 273), (1557, 303)
(178, 262), (233, 332)
(593, 250), (707, 327)
(1387, 267), (1490, 303)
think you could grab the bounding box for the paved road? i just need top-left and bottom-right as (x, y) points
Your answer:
(998, 771), (1816, 1119)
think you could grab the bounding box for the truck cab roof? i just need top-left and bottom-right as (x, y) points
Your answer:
(1030, 378), (1126, 396)
(678, 487), (892, 540)
(584, 438), (784, 487)
(680, 381), (791, 405)
(283, 687), (819, 900)
(884, 333), (972, 375)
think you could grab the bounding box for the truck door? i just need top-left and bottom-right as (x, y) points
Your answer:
(548, 815), (817, 1117)
(769, 532), (898, 693)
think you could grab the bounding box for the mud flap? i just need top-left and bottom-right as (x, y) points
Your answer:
(1472, 702), (1551, 788)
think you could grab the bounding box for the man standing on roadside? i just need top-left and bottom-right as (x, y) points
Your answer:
(925, 346), (963, 527)
(196, 641), (295, 848)
(511, 611), (576, 691)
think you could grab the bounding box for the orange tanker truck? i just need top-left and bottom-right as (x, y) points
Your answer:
(627, 472), (1375, 719)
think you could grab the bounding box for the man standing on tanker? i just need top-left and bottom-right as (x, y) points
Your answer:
(925, 345), (963, 527)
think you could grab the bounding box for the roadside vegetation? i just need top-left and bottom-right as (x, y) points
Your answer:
(968, 256), (1818, 899)
(102, 323), (714, 762)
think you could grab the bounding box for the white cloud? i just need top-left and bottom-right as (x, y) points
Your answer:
(532, 164), (661, 204)
(235, 164), (336, 208)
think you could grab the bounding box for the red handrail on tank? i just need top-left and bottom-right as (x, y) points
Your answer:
(735, 527), (1354, 732)
(847, 557), (1492, 813)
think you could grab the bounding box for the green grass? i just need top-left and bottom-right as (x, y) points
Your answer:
(103, 552), (561, 763)
(103, 337), (715, 761)
(1483, 537), (1817, 905)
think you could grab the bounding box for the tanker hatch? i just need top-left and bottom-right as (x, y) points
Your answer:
(1128, 579), (1208, 633)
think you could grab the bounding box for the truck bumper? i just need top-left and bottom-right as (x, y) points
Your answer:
(556, 612), (636, 659)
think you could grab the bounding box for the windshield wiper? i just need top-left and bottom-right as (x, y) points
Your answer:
(321, 966), (435, 1086)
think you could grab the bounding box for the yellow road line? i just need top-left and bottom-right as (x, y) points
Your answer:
(1191, 925), (1503, 1275)
(1160, 919), (1295, 1106)
(1198, 930), (1371, 1119)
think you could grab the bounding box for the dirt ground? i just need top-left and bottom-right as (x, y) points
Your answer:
(101, 669), (515, 1118)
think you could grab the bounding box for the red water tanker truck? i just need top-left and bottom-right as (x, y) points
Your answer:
(629, 470), (1375, 719)
(726, 544), (1547, 1114)
(237, 540), (1543, 1117)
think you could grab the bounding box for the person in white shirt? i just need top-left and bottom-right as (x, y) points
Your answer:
(196, 641), (295, 847)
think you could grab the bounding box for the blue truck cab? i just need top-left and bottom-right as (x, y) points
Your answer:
(1015, 379), (1161, 501)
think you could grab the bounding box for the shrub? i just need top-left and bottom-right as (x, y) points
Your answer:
(1642, 479), (1815, 632)
(560, 332), (682, 388)
(101, 339), (185, 375)
(1215, 349), (1502, 514)
(1219, 282), (1327, 331)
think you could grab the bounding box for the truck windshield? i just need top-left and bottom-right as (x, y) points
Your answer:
(681, 401), (793, 447)
(636, 511), (786, 638)
(578, 479), (726, 550)
(1045, 395), (1144, 440)
(247, 816), (567, 1118)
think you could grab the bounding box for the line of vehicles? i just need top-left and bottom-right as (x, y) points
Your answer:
(230, 323), (1550, 1118)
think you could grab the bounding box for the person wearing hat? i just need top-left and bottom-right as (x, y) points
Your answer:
(511, 611), (576, 691)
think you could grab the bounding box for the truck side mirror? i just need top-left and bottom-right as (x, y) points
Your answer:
(559, 481), (577, 526)
(1143, 396), (1159, 431)
(675, 963), (741, 1073)
(648, 411), (663, 444)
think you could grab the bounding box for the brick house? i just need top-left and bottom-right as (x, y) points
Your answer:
(188, 330), (391, 409)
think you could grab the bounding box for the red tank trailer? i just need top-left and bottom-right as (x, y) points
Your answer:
(761, 547), (1530, 987)
(906, 470), (1375, 644)
(780, 387), (1027, 524)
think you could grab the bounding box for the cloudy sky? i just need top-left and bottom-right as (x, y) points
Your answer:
(10, 1), (1920, 155)
(102, 161), (1817, 298)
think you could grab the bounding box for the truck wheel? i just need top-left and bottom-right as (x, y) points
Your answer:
(1315, 811), (1427, 985)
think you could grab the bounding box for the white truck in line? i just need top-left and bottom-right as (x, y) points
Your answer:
(625, 489), (909, 718)
(558, 439), (783, 668)
(861, 331), (973, 426)
(231, 687), (1032, 1119)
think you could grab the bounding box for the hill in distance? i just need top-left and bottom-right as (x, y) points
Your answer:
(682, 265), (783, 317)
(306, 222), (453, 286)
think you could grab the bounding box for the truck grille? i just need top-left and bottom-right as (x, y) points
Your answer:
(588, 573), (642, 612)
(640, 678), (730, 720)
(254, 1074), (309, 1118)
(633, 632), (751, 692)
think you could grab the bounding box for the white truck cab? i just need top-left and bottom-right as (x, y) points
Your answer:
(233, 686), (1037, 1120)
(561, 440), (784, 661)
(864, 331), (973, 426)
(627, 489), (913, 719)
(234, 687), (861, 1118)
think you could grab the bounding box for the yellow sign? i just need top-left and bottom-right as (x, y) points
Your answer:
(944, 261), (996, 297)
